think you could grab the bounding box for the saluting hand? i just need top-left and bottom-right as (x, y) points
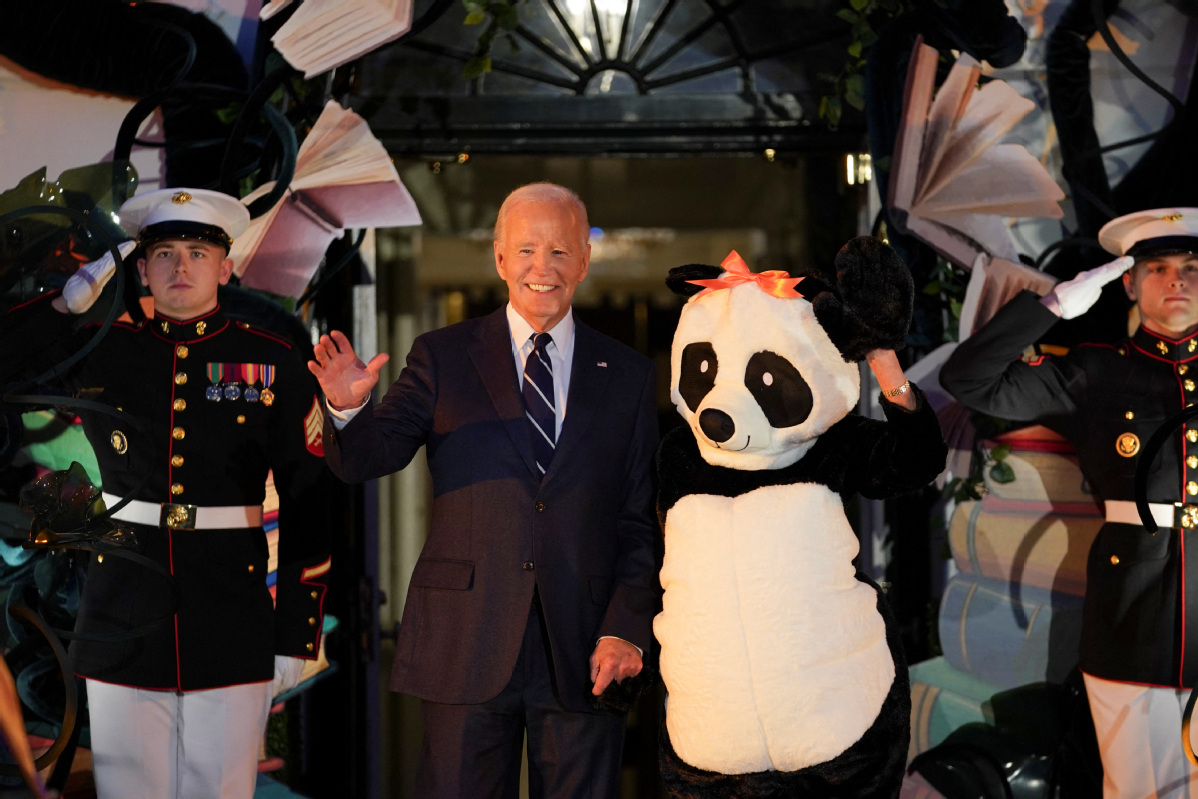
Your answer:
(1044, 255), (1135, 319)
(307, 330), (389, 411)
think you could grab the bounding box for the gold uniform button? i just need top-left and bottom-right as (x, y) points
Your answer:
(1189, 481), (1198, 496)
(1189, 456), (1198, 469)
(173, 399), (186, 411)
(1116, 432), (1141, 457)
(1125, 411), (1134, 420)
(310, 591), (319, 600)
(171, 455), (184, 467)
(170, 483), (184, 495)
(176, 345), (189, 358)
(174, 372), (187, 385)
(248, 564), (255, 573)
(1183, 365), (1191, 375)
(1189, 430), (1198, 444)
(308, 617), (317, 626)
(96, 554), (104, 564)
(236, 415), (246, 424)
(1110, 555), (1120, 565)
(306, 642), (315, 652)
(1188, 380), (1197, 393)
(172, 427), (186, 440)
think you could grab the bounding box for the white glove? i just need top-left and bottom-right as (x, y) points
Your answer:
(272, 655), (307, 698)
(1043, 255), (1134, 319)
(63, 241), (138, 314)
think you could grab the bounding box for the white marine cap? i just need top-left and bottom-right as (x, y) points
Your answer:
(118, 188), (250, 252)
(1098, 208), (1198, 259)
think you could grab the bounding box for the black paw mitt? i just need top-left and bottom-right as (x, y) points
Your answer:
(812, 236), (913, 363)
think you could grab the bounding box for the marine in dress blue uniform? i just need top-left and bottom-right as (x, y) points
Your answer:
(3, 189), (331, 799)
(942, 209), (1198, 798)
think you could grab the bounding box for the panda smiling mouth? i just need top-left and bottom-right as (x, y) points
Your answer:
(714, 436), (751, 452)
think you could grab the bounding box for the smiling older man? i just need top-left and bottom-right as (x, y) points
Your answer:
(311, 183), (660, 799)
(942, 209), (1198, 797)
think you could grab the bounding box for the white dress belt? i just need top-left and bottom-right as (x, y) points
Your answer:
(102, 493), (263, 530)
(1105, 500), (1177, 528)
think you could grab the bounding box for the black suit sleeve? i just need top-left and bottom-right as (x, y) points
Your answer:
(323, 334), (437, 484)
(596, 361), (661, 654)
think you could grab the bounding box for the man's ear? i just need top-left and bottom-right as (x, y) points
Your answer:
(136, 258), (150, 288)
(1122, 270), (1137, 302)
(493, 239), (507, 280)
(219, 257), (235, 286)
(578, 241), (591, 283)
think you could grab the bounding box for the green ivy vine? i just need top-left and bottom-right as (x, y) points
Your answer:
(461, 0), (524, 79)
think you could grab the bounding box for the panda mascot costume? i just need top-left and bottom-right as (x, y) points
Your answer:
(654, 236), (948, 798)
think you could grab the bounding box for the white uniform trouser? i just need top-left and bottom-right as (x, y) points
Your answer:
(87, 679), (274, 799)
(1085, 673), (1198, 799)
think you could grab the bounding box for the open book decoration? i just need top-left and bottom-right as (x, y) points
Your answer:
(262, 0), (414, 79)
(958, 253), (1058, 340)
(231, 101), (421, 300)
(889, 40), (1064, 269)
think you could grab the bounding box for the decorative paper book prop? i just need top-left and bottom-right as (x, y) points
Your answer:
(262, 0), (414, 78)
(889, 40), (1064, 269)
(231, 101), (422, 300)
(958, 253), (1058, 340)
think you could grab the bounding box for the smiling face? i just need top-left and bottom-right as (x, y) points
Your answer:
(1123, 252), (1198, 338)
(671, 283), (860, 470)
(494, 196), (591, 333)
(137, 239), (234, 321)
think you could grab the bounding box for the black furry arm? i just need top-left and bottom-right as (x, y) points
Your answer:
(833, 383), (948, 500)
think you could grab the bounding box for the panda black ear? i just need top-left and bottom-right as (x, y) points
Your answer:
(813, 236), (913, 362)
(666, 264), (726, 297)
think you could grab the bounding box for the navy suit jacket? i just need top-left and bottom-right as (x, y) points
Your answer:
(323, 308), (660, 711)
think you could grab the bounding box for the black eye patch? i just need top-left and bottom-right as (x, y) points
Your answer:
(679, 342), (718, 412)
(745, 351), (812, 428)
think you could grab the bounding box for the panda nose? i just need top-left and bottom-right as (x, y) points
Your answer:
(699, 409), (736, 443)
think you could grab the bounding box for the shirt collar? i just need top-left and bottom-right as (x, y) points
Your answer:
(1132, 324), (1198, 363)
(506, 304), (574, 351)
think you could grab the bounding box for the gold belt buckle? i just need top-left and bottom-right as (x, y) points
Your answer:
(161, 503), (198, 530)
(1175, 503), (1198, 530)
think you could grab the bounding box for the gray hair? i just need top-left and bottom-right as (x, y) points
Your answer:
(494, 182), (589, 243)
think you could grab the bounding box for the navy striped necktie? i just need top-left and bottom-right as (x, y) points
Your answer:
(523, 332), (556, 476)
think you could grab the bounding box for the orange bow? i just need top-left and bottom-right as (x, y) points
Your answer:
(687, 251), (805, 300)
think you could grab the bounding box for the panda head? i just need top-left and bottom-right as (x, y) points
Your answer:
(668, 237), (912, 471)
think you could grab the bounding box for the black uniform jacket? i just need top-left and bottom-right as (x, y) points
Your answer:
(942, 290), (1198, 687)
(323, 308), (660, 712)
(3, 294), (330, 691)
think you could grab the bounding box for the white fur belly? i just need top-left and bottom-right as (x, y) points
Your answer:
(654, 483), (894, 774)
